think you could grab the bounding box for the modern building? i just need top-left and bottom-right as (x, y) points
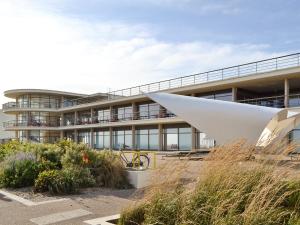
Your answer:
(0, 110), (14, 143)
(2, 53), (300, 151)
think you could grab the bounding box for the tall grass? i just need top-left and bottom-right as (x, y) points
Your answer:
(119, 141), (300, 225)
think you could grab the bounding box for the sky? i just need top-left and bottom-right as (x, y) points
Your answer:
(0, 0), (300, 104)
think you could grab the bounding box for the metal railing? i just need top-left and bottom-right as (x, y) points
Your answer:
(3, 119), (59, 128)
(107, 53), (300, 99)
(238, 93), (300, 108)
(2, 101), (60, 110)
(64, 53), (300, 107)
(65, 109), (176, 126)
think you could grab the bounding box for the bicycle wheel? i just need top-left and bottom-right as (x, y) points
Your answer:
(133, 154), (150, 170)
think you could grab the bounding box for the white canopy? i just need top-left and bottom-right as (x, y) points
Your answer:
(146, 92), (300, 146)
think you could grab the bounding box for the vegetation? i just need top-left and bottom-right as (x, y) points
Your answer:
(0, 140), (130, 194)
(119, 142), (300, 225)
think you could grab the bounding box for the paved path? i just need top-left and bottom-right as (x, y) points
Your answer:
(0, 189), (135, 225)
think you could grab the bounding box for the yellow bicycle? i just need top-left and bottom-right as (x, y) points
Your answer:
(119, 145), (150, 170)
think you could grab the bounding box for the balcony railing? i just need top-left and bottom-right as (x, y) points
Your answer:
(3, 119), (59, 128)
(2, 101), (60, 110)
(238, 93), (300, 108)
(65, 53), (300, 107)
(64, 109), (176, 126)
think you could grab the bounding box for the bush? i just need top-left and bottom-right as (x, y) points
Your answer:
(0, 152), (40, 188)
(0, 140), (33, 162)
(34, 167), (96, 194)
(0, 140), (130, 192)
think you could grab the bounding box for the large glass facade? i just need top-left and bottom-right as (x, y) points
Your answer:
(289, 93), (300, 107)
(136, 128), (159, 150)
(78, 130), (91, 145)
(17, 112), (59, 127)
(95, 108), (111, 123)
(138, 103), (160, 119)
(64, 113), (75, 126)
(164, 126), (191, 151)
(94, 130), (110, 149)
(77, 111), (91, 125)
(197, 90), (232, 101)
(27, 131), (59, 143)
(16, 94), (61, 109)
(64, 131), (75, 141)
(117, 106), (132, 121)
(113, 128), (132, 149)
(196, 131), (215, 149)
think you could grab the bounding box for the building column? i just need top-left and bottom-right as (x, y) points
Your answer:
(109, 127), (113, 150)
(60, 96), (64, 108)
(60, 131), (64, 139)
(191, 126), (197, 151)
(132, 102), (138, 120)
(284, 78), (289, 108)
(90, 128), (94, 148)
(74, 111), (78, 125)
(90, 108), (94, 123)
(158, 124), (163, 151)
(132, 125), (136, 150)
(26, 130), (29, 142)
(110, 106), (114, 122)
(232, 87), (237, 102)
(15, 131), (18, 140)
(74, 129), (78, 143)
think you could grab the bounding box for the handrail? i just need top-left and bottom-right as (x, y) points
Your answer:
(62, 53), (300, 107)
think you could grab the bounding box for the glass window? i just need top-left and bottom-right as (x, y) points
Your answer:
(196, 131), (215, 148)
(94, 130), (110, 149)
(136, 128), (159, 150)
(65, 131), (75, 141)
(117, 106), (132, 121)
(179, 128), (191, 150)
(198, 90), (232, 101)
(164, 127), (192, 151)
(113, 129), (132, 149)
(64, 113), (75, 126)
(138, 103), (160, 119)
(78, 131), (91, 145)
(289, 95), (300, 107)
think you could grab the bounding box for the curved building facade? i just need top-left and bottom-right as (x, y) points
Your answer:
(2, 53), (300, 151)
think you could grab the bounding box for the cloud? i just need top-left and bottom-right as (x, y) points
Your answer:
(0, 0), (283, 105)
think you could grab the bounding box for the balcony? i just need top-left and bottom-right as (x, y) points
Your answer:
(65, 53), (300, 107)
(238, 93), (300, 108)
(62, 109), (176, 127)
(2, 101), (60, 111)
(3, 119), (59, 129)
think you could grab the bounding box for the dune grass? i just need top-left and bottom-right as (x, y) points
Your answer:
(119, 141), (300, 225)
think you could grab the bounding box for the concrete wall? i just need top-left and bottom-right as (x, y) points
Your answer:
(0, 110), (14, 140)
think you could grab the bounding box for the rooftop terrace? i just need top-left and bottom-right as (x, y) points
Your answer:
(67, 53), (300, 107)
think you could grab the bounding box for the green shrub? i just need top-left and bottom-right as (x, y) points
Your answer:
(0, 140), (33, 162)
(0, 152), (40, 188)
(61, 143), (92, 167)
(34, 167), (95, 194)
(34, 144), (63, 167)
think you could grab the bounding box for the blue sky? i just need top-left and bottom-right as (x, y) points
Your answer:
(0, 0), (299, 104)
(38, 0), (300, 51)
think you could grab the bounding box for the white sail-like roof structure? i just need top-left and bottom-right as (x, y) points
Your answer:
(146, 92), (300, 146)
